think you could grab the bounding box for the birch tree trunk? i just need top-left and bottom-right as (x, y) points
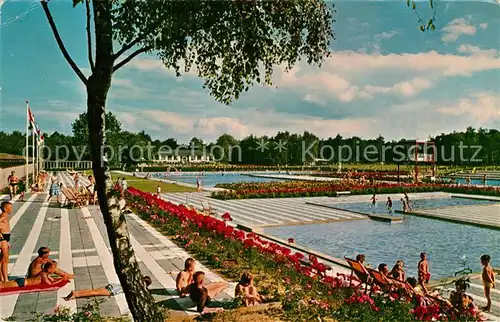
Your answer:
(86, 1), (161, 320)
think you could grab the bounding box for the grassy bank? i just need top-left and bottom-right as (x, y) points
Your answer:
(110, 172), (196, 193)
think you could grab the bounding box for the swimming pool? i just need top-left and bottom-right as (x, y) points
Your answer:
(152, 172), (284, 187)
(264, 215), (500, 279)
(451, 178), (500, 186)
(329, 197), (497, 215)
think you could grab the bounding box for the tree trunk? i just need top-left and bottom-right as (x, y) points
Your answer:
(86, 1), (161, 321)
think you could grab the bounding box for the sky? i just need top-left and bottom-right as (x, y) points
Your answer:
(1, 0), (499, 143)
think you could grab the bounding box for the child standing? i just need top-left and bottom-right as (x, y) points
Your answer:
(480, 254), (495, 312)
(156, 185), (161, 198)
(386, 197), (393, 214)
(418, 252), (430, 294)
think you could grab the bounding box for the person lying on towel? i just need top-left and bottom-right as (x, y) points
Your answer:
(63, 276), (152, 301)
(27, 247), (75, 279)
(0, 262), (62, 289)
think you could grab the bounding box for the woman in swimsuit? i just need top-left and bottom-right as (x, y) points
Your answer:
(0, 201), (13, 283)
(0, 262), (59, 289)
(7, 171), (19, 200)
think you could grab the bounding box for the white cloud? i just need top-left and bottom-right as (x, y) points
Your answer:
(437, 92), (500, 123)
(457, 44), (498, 57)
(441, 17), (487, 43)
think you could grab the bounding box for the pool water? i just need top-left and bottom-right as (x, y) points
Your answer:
(331, 198), (497, 215)
(452, 178), (500, 186)
(264, 215), (500, 279)
(153, 172), (284, 187)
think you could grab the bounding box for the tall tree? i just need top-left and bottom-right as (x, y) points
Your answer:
(40, 0), (334, 320)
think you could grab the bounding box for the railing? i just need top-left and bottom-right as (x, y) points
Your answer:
(43, 161), (93, 170)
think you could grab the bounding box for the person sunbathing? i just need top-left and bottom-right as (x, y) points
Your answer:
(188, 271), (227, 313)
(390, 260), (406, 282)
(0, 262), (61, 289)
(63, 276), (152, 301)
(27, 247), (75, 279)
(378, 263), (390, 277)
(235, 272), (263, 306)
(176, 257), (196, 297)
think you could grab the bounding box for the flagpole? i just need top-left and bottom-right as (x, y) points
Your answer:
(32, 126), (35, 186)
(25, 100), (29, 190)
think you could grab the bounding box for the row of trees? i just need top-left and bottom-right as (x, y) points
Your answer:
(2, 114), (499, 166)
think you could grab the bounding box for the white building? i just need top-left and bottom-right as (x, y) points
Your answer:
(155, 149), (214, 163)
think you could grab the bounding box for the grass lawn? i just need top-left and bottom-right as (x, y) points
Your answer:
(109, 172), (196, 193)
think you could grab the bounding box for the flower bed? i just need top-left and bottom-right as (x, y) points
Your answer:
(126, 187), (483, 321)
(212, 181), (500, 200)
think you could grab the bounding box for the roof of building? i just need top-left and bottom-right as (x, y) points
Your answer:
(158, 149), (212, 157)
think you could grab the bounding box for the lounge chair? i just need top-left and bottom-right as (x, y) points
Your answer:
(61, 188), (82, 208)
(344, 257), (372, 293)
(368, 268), (411, 294)
(201, 201), (217, 216)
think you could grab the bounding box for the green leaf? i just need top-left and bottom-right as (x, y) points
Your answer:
(72, 0), (83, 7)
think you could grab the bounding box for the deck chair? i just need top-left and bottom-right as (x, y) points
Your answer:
(344, 257), (373, 293)
(61, 188), (80, 208)
(368, 269), (412, 294)
(200, 201), (217, 216)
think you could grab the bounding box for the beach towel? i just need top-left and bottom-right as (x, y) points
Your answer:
(0, 279), (70, 296)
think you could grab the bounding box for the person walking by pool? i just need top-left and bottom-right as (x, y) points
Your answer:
(196, 178), (202, 191)
(73, 172), (79, 189)
(0, 201), (13, 283)
(400, 198), (408, 212)
(121, 178), (128, 194)
(403, 192), (412, 211)
(7, 171), (19, 200)
(480, 254), (495, 312)
(418, 252), (430, 294)
(370, 194), (377, 209)
(386, 197), (393, 214)
(482, 174), (487, 186)
(466, 176), (471, 186)
(47, 172), (61, 204)
(390, 260), (406, 281)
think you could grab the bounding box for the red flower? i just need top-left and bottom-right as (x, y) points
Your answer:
(221, 212), (233, 221)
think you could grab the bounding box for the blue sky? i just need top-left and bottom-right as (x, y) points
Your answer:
(1, 0), (499, 142)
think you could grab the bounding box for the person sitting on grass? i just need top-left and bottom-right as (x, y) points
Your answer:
(189, 271), (227, 313)
(176, 257), (196, 297)
(449, 278), (476, 313)
(0, 262), (62, 289)
(235, 272), (263, 306)
(63, 276), (152, 301)
(27, 247), (75, 279)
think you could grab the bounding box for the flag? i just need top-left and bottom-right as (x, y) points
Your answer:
(28, 107), (36, 130)
(35, 123), (41, 137)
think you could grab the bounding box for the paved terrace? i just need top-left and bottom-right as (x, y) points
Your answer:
(0, 172), (236, 321)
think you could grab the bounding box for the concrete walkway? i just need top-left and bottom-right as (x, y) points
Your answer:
(0, 172), (234, 321)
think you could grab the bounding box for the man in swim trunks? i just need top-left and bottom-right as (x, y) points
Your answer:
(27, 247), (75, 279)
(63, 276), (152, 300)
(0, 262), (60, 289)
(7, 171), (19, 200)
(176, 257), (196, 297)
(188, 271), (227, 313)
(386, 197), (393, 214)
(0, 201), (13, 283)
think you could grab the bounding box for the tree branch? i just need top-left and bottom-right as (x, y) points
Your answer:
(85, 0), (95, 72)
(113, 46), (152, 73)
(40, 1), (88, 85)
(113, 38), (141, 60)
